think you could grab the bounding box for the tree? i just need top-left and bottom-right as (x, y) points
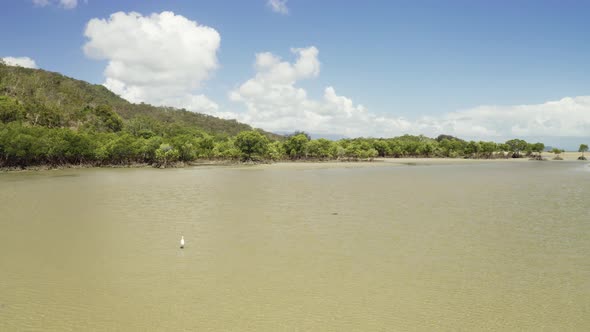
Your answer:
(126, 115), (161, 138)
(26, 103), (65, 128)
(195, 133), (215, 158)
(579, 144), (588, 160)
(479, 141), (497, 159)
(439, 139), (457, 157)
(283, 133), (309, 159)
(135, 136), (162, 163)
(417, 141), (435, 157)
(212, 139), (241, 160)
(155, 144), (179, 167)
(0, 96), (25, 123)
(359, 147), (378, 160)
(551, 147), (563, 160)
(288, 131), (311, 141)
(95, 105), (123, 132)
(234, 130), (269, 161)
(0, 123), (37, 167)
(170, 135), (198, 162)
(505, 139), (528, 158)
(387, 140), (404, 157)
(464, 141), (481, 158)
(344, 142), (362, 159)
(307, 138), (335, 159)
(372, 140), (390, 157)
(530, 142), (545, 160)
(101, 133), (138, 164)
(267, 141), (286, 161)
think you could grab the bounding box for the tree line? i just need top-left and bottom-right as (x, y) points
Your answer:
(3, 104), (577, 168)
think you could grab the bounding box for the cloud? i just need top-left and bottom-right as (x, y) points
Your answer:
(83, 11), (223, 115)
(229, 47), (411, 137)
(230, 47), (590, 139)
(32, 0), (50, 6)
(59, 0), (77, 9)
(32, 0), (79, 9)
(267, 0), (288, 14)
(1, 56), (38, 69)
(420, 97), (590, 138)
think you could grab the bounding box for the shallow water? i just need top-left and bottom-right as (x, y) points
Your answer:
(1, 161), (589, 331)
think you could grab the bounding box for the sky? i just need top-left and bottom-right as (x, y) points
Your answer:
(1, 0), (590, 148)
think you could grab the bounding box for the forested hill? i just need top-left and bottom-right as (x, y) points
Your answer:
(0, 62), (564, 169)
(0, 62), (276, 138)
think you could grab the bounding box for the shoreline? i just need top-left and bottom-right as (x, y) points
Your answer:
(2, 152), (587, 172)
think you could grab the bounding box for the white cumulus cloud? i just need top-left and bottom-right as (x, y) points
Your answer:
(267, 0), (288, 14)
(229, 47), (412, 137)
(83, 11), (222, 116)
(32, 0), (79, 9)
(230, 47), (590, 139)
(2, 56), (38, 69)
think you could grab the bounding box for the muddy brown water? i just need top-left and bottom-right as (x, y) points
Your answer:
(1, 161), (589, 330)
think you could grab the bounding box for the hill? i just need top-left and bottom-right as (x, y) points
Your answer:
(0, 62), (278, 139)
(0, 62), (555, 169)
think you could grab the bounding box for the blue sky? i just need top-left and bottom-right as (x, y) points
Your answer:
(2, 0), (590, 147)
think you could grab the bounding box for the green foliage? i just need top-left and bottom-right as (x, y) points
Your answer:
(0, 120), (554, 168)
(155, 144), (180, 167)
(307, 138), (336, 159)
(195, 133), (215, 158)
(0, 63), (278, 139)
(372, 140), (390, 157)
(532, 142), (545, 154)
(125, 115), (161, 138)
(284, 133), (310, 159)
(579, 144), (588, 160)
(267, 141), (286, 161)
(91, 105), (124, 132)
(0, 96), (25, 123)
(505, 139), (528, 157)
(169, 135), (198, 161)
(212, 139), (241, 160)
(234, 130), (269, 161)
(550, 147), (564, 160)
(479, 141), (497, 158)
(339, 139), (378, 160)
(0, 122), (95, 166)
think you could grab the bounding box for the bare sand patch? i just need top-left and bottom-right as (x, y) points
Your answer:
(255, 154), (589, 170)
(541, 151), (587, 161)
